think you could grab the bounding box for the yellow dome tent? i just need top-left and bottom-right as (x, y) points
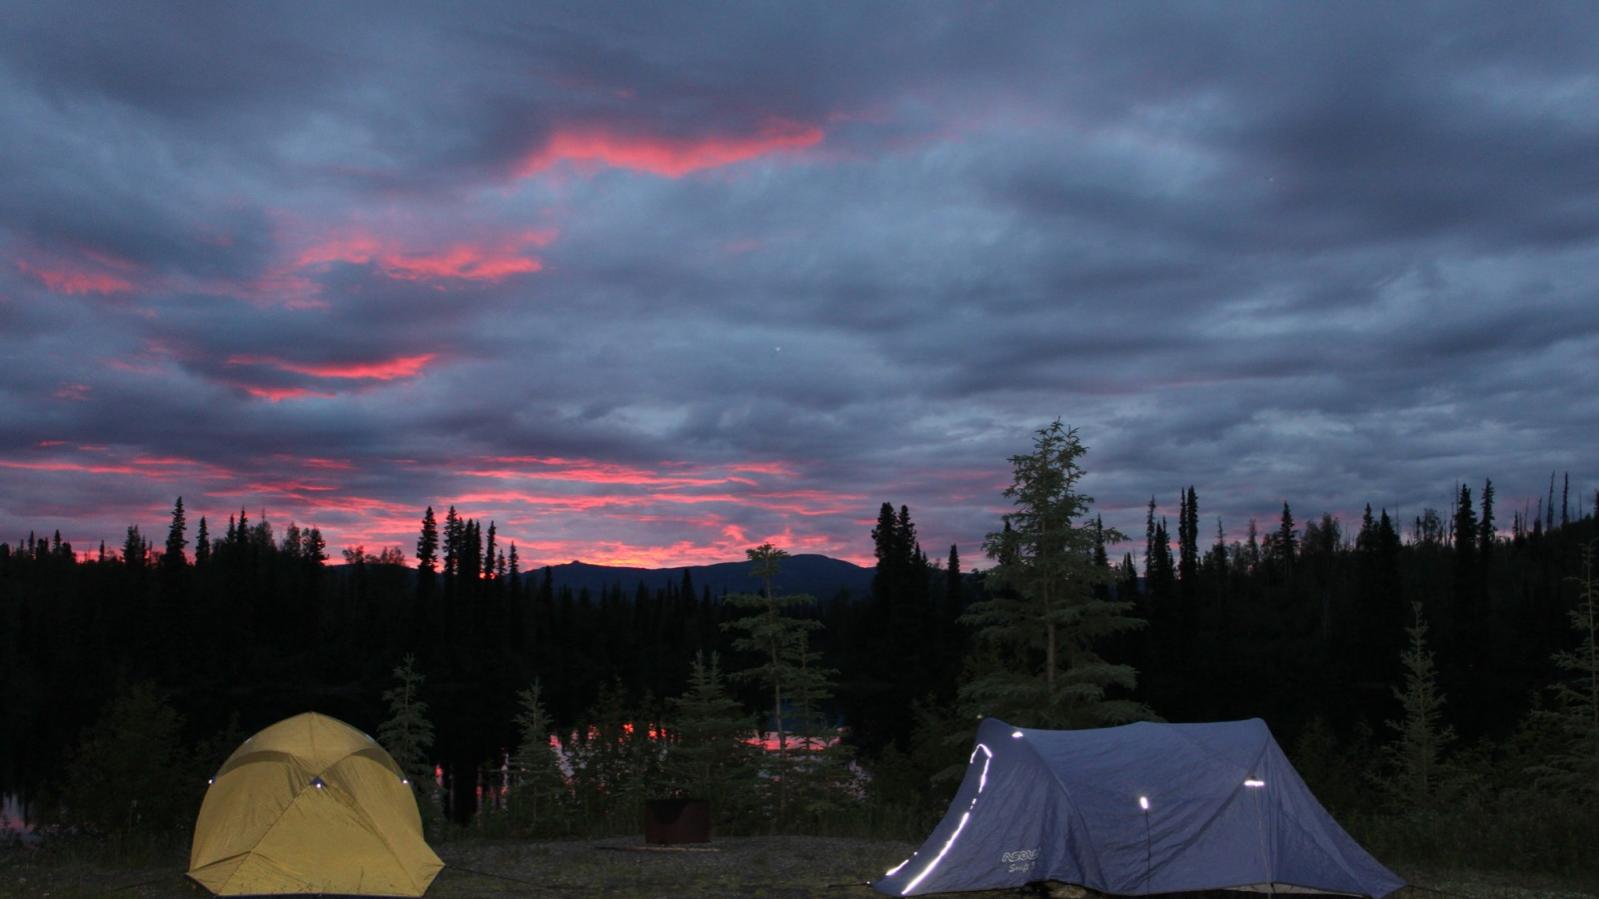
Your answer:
(188, 712), (444, 896)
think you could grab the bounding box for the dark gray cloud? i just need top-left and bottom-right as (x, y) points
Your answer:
(1, 2), (1596, 566)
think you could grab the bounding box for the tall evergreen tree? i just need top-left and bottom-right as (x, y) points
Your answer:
(1478, 479), (1496, 561)
(1271, 503), (1298, 572)
(416, 507), (438, 576)
(721, 543), (826, 823)
(1453, 485), (1476, 563)
(1177, 486), (1199, 588)
(961, 421), (1146, 727)
(194, 517), (210, 568)
(443, 506), (461, 582)
(162, 497), (187, 570)
(947, 544), (962, 606)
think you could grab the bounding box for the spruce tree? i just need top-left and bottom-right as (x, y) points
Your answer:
(1380, 602), (1455, 807)
(416, 507), (438, 576)
(960, 421), (1147, 727)
(947, 544), (962, 606)
(665, 652), (758, 824)
(195, 517), (211, 568)
(509, 681), (568, 835)
(378, 654), (435, 795)
(721, 543), (827, 824)
(1453, 485), (1476, 564)
(1478, 479), (1495, 561)
(1530, 542), (1599, 796)
(443, 506), (461, 582)
(162, 497), (187, 570)
(1271, 503), (1298, 572)
(1177, 486), (1198, 588)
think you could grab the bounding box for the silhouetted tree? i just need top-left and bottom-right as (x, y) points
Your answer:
(961, 421), (1146, 727)
(161, 497), (187, 571)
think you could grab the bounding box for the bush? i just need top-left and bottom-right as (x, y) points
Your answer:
(58, 682), (197, 836)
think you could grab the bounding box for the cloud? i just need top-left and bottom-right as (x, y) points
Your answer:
(228, 353), (438, 381)
(0, 4), (1595, 568)
(515, 119), (824, 178)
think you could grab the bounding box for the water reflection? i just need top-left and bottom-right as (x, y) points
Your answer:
(1, 793), (38, 845)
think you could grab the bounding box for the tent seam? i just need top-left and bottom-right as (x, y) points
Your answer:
(325, 760), (438, 894)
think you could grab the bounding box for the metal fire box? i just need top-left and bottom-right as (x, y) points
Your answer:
(643, 798), (710, 844)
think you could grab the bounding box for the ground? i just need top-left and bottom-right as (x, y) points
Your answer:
(1, 836), (1595, 898)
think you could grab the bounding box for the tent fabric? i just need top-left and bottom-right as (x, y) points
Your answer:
(188, 712), (444, 897)
(874, 718), (1403, 898)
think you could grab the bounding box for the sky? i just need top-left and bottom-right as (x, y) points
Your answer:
(1, 3), (1596, 569)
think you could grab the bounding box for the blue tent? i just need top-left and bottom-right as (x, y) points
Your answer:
(874, 718), (1403, 897)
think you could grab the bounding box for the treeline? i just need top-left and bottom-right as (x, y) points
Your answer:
(2, 456), (1597, 865)
(1119, 478), (1596, 743)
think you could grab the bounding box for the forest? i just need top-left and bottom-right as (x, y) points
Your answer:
(1, 424), (1596, 878)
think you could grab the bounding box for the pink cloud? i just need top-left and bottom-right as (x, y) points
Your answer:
(16, 258), (135, 295)
(295, 229), (554, 284)
(516, 119), (823, 178)
(241, 385), (335, 402)
(229, 353), (437, 381)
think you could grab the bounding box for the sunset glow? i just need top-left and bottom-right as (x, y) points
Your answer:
(516, 120), (824, 178)
(3, 5), (1593, 575)
(229, 353), (438, 381)
(294, 229), (554, 283)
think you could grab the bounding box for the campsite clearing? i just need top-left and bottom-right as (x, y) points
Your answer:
(1, 836), (1595, 898)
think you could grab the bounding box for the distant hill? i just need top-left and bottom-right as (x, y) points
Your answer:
(538, 553), (873, 600)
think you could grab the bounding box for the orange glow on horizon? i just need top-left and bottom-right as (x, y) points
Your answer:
(516, 119), (823, 178)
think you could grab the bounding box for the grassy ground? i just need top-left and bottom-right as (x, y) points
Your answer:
(2, 835), (1596, 898)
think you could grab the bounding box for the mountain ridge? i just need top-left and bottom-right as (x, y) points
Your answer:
(535, 553), (873, 599)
